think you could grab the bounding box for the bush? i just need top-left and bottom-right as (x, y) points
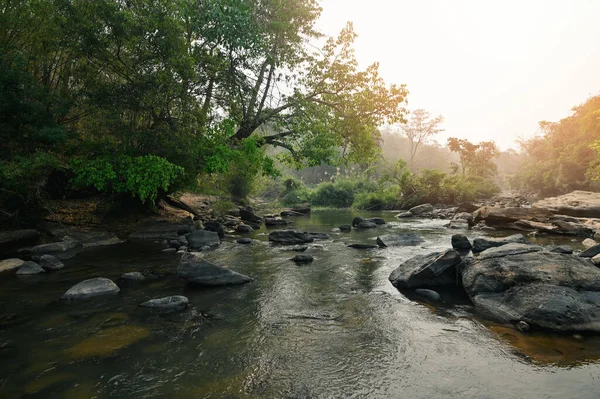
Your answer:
(311, 181), (355, 208)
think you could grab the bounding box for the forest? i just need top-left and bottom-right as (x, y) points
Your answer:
(1, 0), (600, 225)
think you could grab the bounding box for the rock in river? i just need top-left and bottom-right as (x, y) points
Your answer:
(580, 244), (600, 258)
(377, 233), (424, 248)
(0, 229), (40, 251)
(347, 243), (378, 249)
(0, 258), (25, 273)
(451, 234), (472, 250)
(471, 234), (526, 253)
(532, 190), (600, 218)
(31, 238), (83, 261)
(120, 272), (146, 281)
(268, 230), (314, 245)
(39, 255), (65, 271)
(61, 278), (120, 299)
(185, 230), (221, 250)
(140, 296), (189, 311)
(16, 261), (45, 275)
(177, 252), (252, 286)
(292, 254), (314, 263)
(356, 221), (377, 229)
(237, 238), (252, 244)
(461, 249), (600, 332)
(414, 288), (442, 302)
(389, 249), (462, 289)
(408, 203), (434, 216)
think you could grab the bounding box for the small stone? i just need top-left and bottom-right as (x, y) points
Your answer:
(39, 255), (64, 271)
(292, 254), (314, 263)
(516, 321), (530, 332)
(16, 261), (45, 275)
(237, 238), (252, 244)
(339, 224), (352, 232)
(291, 245), (308, 252)
(140, 295), (189, 311)
(162, 248), (177, 252)
(120, 272), (146, 281)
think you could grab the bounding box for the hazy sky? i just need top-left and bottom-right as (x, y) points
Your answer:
(317, 0), (600, 150)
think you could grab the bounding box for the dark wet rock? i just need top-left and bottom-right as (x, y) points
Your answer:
(204, 221), (225, 238)
(31, 238), (83, 260)
(177, 252), (252, 285)
(281, 210), (305, 217)
(185, 230), (220, 250)
(352, 216), (365, 227)
(367, 218), (386, 225)
(408, 203), (434, 216)
(347, 243), (378, 249)
(446, 220), (469, 229)
(291, 245), (308, 252)
(414, 288), (441, 302)
(516, 320), (530, 332)
(457, 202), (479, 213)
(461, 250), (600, 332)
(236, 224), (254, 233)
(120, 272), (146, 281)
(477, 243), (543, 259)
(16, 261), (45, 275)
(237, 237), (252, 244)
(451, 234), (472, 250)
(169, 239), (182, 249)
(268, 230), (314, 245)
(129, 219), (193, 240)
(339, 224), (352, 232)
(292, 254), (314, 263)
(580, 244), (600, 258)
(305, 232), (330, 240)
(0, 258), (25, 273)
(376, 233), (424, 248)
(291, 203), (311, 214)
(357, 221), (377, 229)
(389, 249), (462, 289)
(140, 295), (189, 311)
(246, 222), (261, 230)
(61, 277), (120, 299)
(0, 229), (40, 251)
(532, 190), (600, 218)
(395, 211), (413, 218)
(240, 208), (263, 224)
(39, 255), (64, 271)
(264, 218), (290, 226)
(471, 234), (526, 253)
(549, 245), (574, 254)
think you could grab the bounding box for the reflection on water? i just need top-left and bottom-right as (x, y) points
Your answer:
(0, 210), (599, 398)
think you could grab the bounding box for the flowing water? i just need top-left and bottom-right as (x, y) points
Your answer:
(1, 211), (599, 398)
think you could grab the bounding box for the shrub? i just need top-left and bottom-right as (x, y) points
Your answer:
(311, 182), (354, 208)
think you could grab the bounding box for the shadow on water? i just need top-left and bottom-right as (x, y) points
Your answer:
(0, 210), (599, 398)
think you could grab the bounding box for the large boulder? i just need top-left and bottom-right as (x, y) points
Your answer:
(451, 234), (472, 250)
(0, 258), (25, 273)
(39, 255), (65, 271)
(140, 295), (189, 311)
(177, 252), (252, 285)
(352, 217), (365, 227)
(532, 191), (600, 218)
(240, 208), (263, 224)
(462, 250), (600, 332)
(40, 223), (123, 248)
(473, 206), (552, 226)
(408, 203), (434, 216)
(16, 261), (45, 275)
(376, 234), (424, 248)
(471, 234), (526, 253)
(0, 229), (40, 251)
(129, 219), (193, 240)
(389, 249), (462, 289)
(61, 278), (120, 299)
(31, 238), (83, 260)
(185, 230), (220, 250)
(204, 221), (226, 238)
(268, 230), (314, 245)
(291, 203), (311, 215)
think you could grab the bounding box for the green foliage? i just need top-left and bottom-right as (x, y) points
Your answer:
(71, 155), (184, 203)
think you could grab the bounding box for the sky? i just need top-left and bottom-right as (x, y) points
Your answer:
(316, 0), (600, 150)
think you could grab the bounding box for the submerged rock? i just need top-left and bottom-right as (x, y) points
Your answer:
(347, 243), (378, 249)
(61, 278), (120, 299)
(264, 218), (290, 226)
(31, 238), (83, 260)
(268, 230), (313, 245)
(140, 295), (189, 311)
(376, 233), (424, 248)
(177, 252), (252, 286)
(367, 218), (386, 225)
(39, 255), (65, 271)
(356, 221), (377, 229)
(292, 254), (314, 263)
(16, 261), (45, 275)
(339, 224), (352, 232)
(0, 258), (25, 273)
(451, 234), (472, 250)
(471, 234), (526, 253)
(185, 230), (221, 250)
(414, 288), (442, 302)
(389, 249), (462, 289)
(236, 238), (252, 244)
(120, 272), (146, 281)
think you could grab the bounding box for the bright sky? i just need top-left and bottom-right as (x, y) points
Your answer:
(317, 0), (600, 150)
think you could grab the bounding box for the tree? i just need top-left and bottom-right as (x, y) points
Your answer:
(447, 138), (498, 178)
(399, 109), (444, 168)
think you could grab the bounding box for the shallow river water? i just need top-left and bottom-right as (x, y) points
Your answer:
(1, 211), (599, 398)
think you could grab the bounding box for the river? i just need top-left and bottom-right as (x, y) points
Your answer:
(1, 210), (599, 398)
